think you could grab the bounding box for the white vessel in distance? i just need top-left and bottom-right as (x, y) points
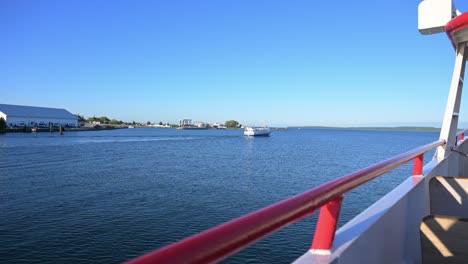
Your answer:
(244, 126), (271, 136)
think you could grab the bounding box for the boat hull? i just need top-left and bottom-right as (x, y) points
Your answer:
(244, 127), (271, 136)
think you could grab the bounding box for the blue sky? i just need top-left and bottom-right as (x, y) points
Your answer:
(2, 0), (468, 127)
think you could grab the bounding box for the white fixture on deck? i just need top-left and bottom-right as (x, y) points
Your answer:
(418, 0), (458, 34)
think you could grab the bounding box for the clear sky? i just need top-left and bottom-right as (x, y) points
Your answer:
(3, 0), (468, 127)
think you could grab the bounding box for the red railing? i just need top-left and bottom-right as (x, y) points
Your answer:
(126, 139), (446, 264)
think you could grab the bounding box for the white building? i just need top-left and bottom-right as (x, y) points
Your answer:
(212, 122), (227, 129)
(0, 104), (79, 128)
(179, 119), (192, 127)
(193, 121), (206, 128)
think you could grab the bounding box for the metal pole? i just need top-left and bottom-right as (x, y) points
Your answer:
(437, 43), (466, 159)
(311, 197), (343, 254)
(412, 154), (424, 176)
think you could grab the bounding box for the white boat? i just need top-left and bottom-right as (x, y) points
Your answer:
(127, 2), (468, 264)
(244, 126), (271, 136)
(128, 126), (135, 129)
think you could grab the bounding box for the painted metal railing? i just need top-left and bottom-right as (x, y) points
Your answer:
(126, 139), (446, 264)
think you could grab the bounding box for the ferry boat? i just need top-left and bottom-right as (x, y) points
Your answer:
(126, 1), (468, 263)
(243, 126), (271, 136)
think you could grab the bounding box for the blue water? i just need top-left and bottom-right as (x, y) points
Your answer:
(0, 128), (438, 263)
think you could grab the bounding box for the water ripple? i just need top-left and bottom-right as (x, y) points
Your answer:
(0, 128), (439, 263)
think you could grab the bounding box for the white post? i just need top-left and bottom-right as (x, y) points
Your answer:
(437, 43), (466, 159)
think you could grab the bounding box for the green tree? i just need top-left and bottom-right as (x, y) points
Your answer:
(87, 116), (99, 122)
(225, 120), (239, 128)
(147, 121), (151, 125)
(110, 119), (120, 125)
(0, 117), (6, 133)
(99, 116), (110, 124)
(76, 114), (86, 122)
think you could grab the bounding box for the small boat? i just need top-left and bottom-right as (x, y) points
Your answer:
(31, 127), (38, 133)
(244, 126), (271, 136)
(128, 126), (135, 129)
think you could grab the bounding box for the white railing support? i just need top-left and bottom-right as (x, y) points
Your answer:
(437, 43), (466, 159)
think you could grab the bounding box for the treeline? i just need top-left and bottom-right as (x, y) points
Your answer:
(76, 115), (129, 125)
(76, 115), (166, 126)
(225, 120), (240, 128)
(75, 115), (242, 128)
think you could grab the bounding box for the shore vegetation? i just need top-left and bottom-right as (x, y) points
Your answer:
(225, 120), (239, 128)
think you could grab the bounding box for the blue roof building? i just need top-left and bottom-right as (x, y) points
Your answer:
(0, 104), (78, 127)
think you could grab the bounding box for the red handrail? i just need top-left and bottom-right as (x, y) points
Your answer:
(126, 139), (445, 264)
(445, 13), (468, 48)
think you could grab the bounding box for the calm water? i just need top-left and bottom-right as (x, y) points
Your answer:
(0, 128), (438, 263)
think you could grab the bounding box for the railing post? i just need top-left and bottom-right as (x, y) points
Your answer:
(311, 197), (343, 255)
(412, 154), (424, 176)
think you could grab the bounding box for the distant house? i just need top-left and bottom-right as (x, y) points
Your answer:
(212, 122), (227, 129)
(193, 121), (206, 128)
(0, 104), (79, 128)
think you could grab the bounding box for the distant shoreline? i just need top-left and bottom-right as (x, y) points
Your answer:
(287, 126), (442, 132)
(1, 125), (449, 134)
(5, 125), (126, 133)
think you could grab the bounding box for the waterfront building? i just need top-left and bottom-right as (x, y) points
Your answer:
(0, 104), (78, 128)
(193, 121), (206, 128)
(212, 122), (227, 129)
(179, 119), (192, 127)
